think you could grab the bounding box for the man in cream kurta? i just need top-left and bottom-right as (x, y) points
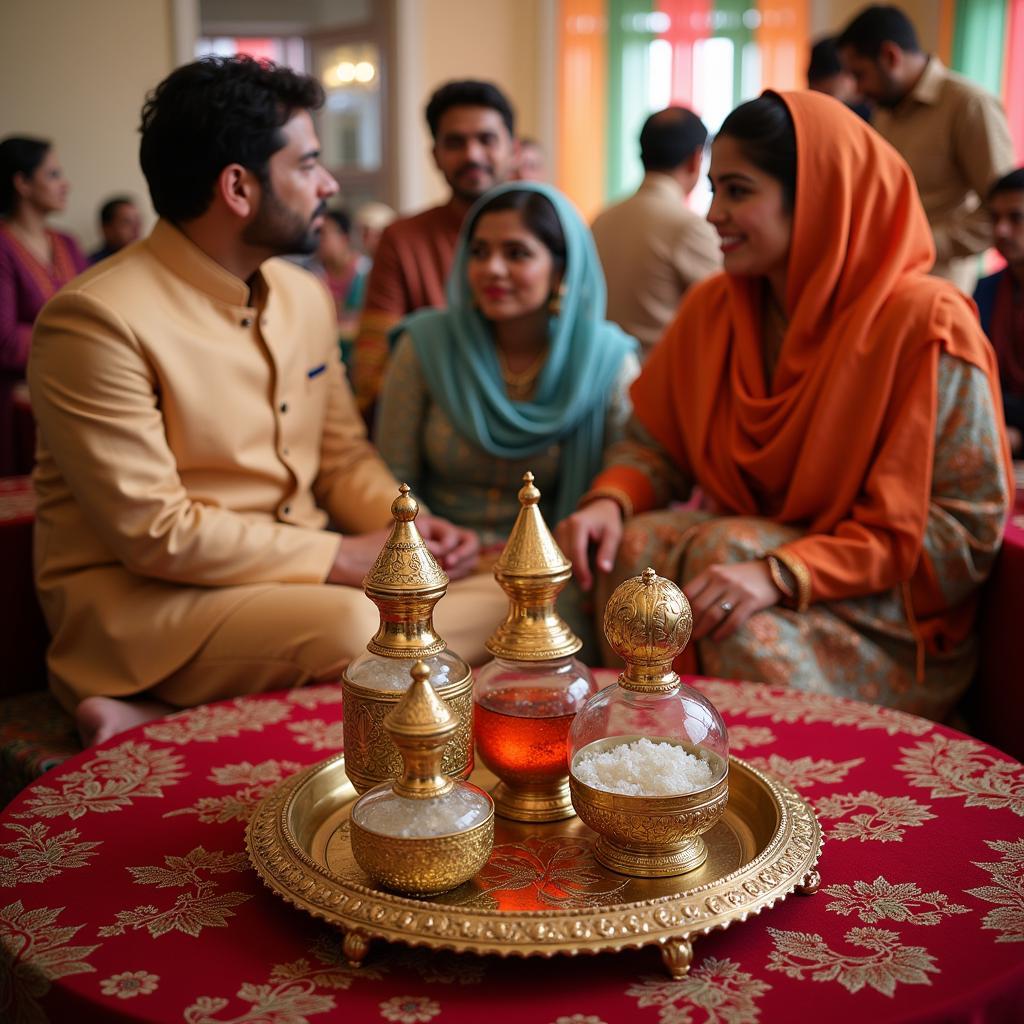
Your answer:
(839, 6), (1015, 294)
(29, 56), (504, 743)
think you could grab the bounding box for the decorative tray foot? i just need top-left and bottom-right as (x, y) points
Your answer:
(247, 754), (822, 979)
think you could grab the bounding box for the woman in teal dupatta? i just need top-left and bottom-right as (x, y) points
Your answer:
(374, 182), (639, 546)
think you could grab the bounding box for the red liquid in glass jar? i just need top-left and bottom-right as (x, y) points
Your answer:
(475, 688), (575, 787)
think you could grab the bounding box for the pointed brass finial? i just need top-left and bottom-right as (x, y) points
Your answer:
(363, 484), (449, 658)
(385, 660), (457, 799)
(603, 567), (693, 693)
(486, 472), (581, 661)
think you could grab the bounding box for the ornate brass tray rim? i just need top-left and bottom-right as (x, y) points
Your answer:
(246, 753), (822, 960)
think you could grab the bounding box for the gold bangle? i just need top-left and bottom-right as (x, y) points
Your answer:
(579, 486), (634, 520)
(767, 548), (811, 612)
(766, 554), (795, 605)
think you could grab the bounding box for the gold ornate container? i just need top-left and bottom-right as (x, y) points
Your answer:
(342, 485), (473, 794)
(474, 473), (597, 822)
(568, 568), (729, 877)
(350, 660), (494, 896)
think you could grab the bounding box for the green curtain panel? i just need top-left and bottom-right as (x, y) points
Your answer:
(951, 0), (1007, 96)
(606, 0), (654, 199)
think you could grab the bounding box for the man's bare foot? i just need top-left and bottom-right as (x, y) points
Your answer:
(75, 696), (176, 747)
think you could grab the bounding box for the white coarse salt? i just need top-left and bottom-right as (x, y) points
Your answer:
(573, 737), (714, 796)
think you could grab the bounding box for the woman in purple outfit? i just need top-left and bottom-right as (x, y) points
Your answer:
(0, 136), (87, 473)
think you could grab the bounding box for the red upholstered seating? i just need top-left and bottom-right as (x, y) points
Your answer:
(0, 476), (79, 805)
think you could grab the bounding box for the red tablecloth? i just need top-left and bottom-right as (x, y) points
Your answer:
(3, 676), (1022, 1024)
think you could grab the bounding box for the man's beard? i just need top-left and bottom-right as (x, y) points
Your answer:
(449, 162), (498, 204)
(245, 185), (326, 255)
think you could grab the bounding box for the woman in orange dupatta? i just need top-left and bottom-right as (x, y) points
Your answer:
(558, 91), (1011, 719)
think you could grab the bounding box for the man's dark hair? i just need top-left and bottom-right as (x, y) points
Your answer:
(99, 195), (135, 225)
(836, 5), (921, 59)
(424, 80), (515, 140)
(0, 136), (51, 217)
(640, 107), (708, 173)
(989, 168), (1024, 200)
(717, 94), (798, 212)
(808, 37), (843, 83)
(139, 55), (324, 223)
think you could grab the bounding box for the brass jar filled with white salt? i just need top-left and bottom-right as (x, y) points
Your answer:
(342, 484), (474, 794)
(568, 568), (729, 878)
(350, 660), (495, 896)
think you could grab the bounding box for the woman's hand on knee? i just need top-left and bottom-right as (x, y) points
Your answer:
(555, 499), (623, 592)
(684, 560), (781, 642)
(327, 527), (393, 586)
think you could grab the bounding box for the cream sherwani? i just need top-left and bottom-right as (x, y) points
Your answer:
(29, 220), (503, 711)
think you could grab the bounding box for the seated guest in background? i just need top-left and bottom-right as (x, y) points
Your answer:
(591, 107), (721, 360)
(29, 56), (504, 748)
(353, 200), (396, 259)
(0, 135), (87, 474)
(89, 195), (142, 263)
(837, 4), (1015, 294)
(314, 208), (369, 368)
(352, 79), (517, 416)
(976, 168), (1024, 456)
(807, 36), (870, 119)
(375, 182), (638, 546)
(558, 91), (1011, 721)
(513, 137), (546, 181)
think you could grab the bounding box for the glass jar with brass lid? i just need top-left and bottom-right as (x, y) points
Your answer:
(474, 473), (598, 822)
(342, 484), (474, 794)
(350, 660), (494, 896)
(568, 568), (729, 877)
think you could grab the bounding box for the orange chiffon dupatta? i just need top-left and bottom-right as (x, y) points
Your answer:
(611, 90), (1011, 655)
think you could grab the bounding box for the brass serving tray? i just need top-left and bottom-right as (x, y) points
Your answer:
(246, 754), (822, 978)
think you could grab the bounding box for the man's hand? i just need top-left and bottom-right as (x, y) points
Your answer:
(554, 498), (623, 592)
(684, 559), (781, 642)
(326, 517), (480, 587)
(418, 515), (480, 580)
(327, 526), (393, 586)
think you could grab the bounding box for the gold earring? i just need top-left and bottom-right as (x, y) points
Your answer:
(548, 281), (567, 316)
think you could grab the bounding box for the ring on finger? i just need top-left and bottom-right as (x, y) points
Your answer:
(720, 600), (734, 614)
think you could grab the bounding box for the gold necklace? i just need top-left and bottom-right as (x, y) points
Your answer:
(497, 345), (548, 398)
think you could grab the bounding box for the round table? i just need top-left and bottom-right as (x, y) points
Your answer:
(2, 676), (1022, 1024)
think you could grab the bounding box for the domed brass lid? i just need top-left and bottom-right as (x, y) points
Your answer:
(485, 472), (581, 662)
(603, 567), (693, 693)
(384, 660), (457, 799)
(363, 484), (449, 659)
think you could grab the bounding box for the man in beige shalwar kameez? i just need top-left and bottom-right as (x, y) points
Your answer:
(29, 57), (504, 745)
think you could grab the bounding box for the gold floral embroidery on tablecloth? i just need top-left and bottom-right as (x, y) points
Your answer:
(184, 933), (389, 1022)
(144, 699), (292, 744)
(0, 899), (99, 1024)
(288, 719), (345, 752)
(12, 741), (187, 821)
(379, 996), (441, 1023)
(0, 822), (102, 885)
(286, 686), (345, 709)
(98, 846), (251, 939)
(896, 734), (1024, 817)
(965, 838), (1024, 942)
(99, 970), (159, 999)
(626, 956), (771, 1022)
(697, 681), (932, 736)
(726, 726), (776, 751)
(814, 791), (936, 842)
(163, 760), (303, 824)
(548, 1016), (608, 1024)
(766, 926), (939, 996)
(745, 755), (865, 790)
(823, 876), (970, 924)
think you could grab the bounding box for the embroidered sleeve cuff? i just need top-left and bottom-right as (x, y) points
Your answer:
(579, 486), (634, 519)
(767, 548), (812, 612)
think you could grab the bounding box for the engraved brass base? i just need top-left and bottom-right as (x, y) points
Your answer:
(595, 834), (708, 878)
(491, 778), (576, 823)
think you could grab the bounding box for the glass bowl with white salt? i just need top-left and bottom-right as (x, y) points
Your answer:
(566, 567), (730, 878)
